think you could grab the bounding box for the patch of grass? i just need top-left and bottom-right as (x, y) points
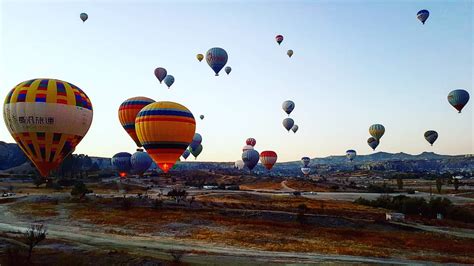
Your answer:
(10, 201), (59, 218)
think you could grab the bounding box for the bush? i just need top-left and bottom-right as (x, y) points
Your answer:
(367, 184), (394, 193)
(447, 206), (474, 223)
(71, 181), (92, 199)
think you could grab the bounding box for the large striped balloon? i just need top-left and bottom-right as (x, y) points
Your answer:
(135, 101), (196, 173)
(260, 150), (277, 170)
(131, 149), (152, 176)
(111, 152), (132, 176)
(369, 124), (385, 140)
(3, 78), (93, 177)
(206, 47), (228, 76)
(118, 97), (155, 147)
(447, 89), (469, 113)
(242, 149), (259, 171)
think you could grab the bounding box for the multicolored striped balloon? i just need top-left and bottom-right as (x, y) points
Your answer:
(206, 47), (228, 76)
(135, 101), (196, 173)
(3, 78), (93, 177)
(260, 150), (277, 170)
(369, 124), (385, 141)
(118, 97), (155, 147)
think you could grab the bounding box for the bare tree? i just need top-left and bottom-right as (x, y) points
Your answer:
(22, 224), (47, 262)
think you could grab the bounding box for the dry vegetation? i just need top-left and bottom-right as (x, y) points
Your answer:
(10, 201), (59, 218)
(239, 181), (283, 190)
(284, 180), (334, 192)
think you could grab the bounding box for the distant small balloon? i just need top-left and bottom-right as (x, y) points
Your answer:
(154, 67), (167, 84)
(80, 13), (88, 22)
(424, 130), (438, 146)
(242, 149), (259, 170)
(417, 9), (429, 24)
(291, 124), (299, 133)
(301, 167), (310, 176)
(200, 115), (204, 120)
(260, 151), (277, 170)
(367, 137), (380, 151)
(164, 75), (175, 89)
(206, 47), (228, 76)
(282, 118), (294, 132)
(287, 50), (293, 58)
(369, 124), (385, 141)
(282, 100), (295, 115)
(190, 144), (203, 159)
(346, 150), (357, 161)
(275, 35), (284, 45)
(447, 89), (470, 113)
(196, 54), (204, 62)
(301, 157), (310, 167)
(225, 66), (232, 75)
(246, 138), (256, 147)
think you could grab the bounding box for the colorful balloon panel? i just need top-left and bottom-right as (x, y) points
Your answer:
(135, 101), (196, 173)
(3, 79), (93, 177)
(260, 150), (277, 170)
(118, 97), (155, 147)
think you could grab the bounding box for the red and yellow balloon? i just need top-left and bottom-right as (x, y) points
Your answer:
(118, 97), (155, 147)
(135, 101), (195, 173)
(3, 79), (93, 177)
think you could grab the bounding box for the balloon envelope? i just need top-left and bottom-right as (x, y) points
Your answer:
(164, 75), (175, 89)
(190, 144), (203, 159)
(196, 54), (204, 62)
(206, 47), (228, 76)
(80, 13), (88, 22)
(189, 133), (202, 150)
(260, 150), (277, 170)
(367, 137), (379, 151)
(182, 149), (190, 160)
(225, 66), (232, 75)
(424, 130), (438, 146)
(200, 115), (204, 120)
(154, 67), (167, 83)
(118, 97), (155, 147)
(242, 149), (259, 170)
(275, 35), (284, 45)
(291, 124), (299, 133)
(282, 100), (295, 115)
(287, 50), (293, 57)
(3, 78), (93, 177)
(346, 150), (357, 161)
(135, 101), (196, 173)
(242, 145), (254, 152)
(131, 150), (152, 175)
(112, 152), (132, 175)
(417, 9), (429, 24)
(369, 124), (385, 140)
(283, 118), (294, 131)
(301, 157), (310, 167)
(246, 138), (256, 147)
(301, 167), (310, 176)
(447, 89), (469, 113)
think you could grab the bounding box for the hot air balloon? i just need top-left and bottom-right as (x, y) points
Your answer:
(206, 47), (228, 76)
(291, 124), (299, 133)
(164, 75), (175, 89)
(260, 150), (277, 170)
(246, 138), (256, 147)
(301, 157), (310, 167)
(225, 66), (232, 75)
(242, 149), (259, 170)
(287, 50), (293, 58)
(447, 89), (470, 113)
(275, 35), (284, 45)
(417, 9), (429, 24)
(112, 152), (132, 177)
(118, 97), (155, 147)
(367, 137), (379, 151)
(283, 118), (294, 132)
(242, 145), (254, 152)
(200, 115), (204, 120)
(131, 149), (152, 176)
(369, 124), (385, 140)
(196, 54), (204, 62)
(346, 150), (357, 161)
(301, 167), (310, 176)
(189, 133), (202, 151)
(135, 101), (196, 173)
(190, 144), (203, 159)
(182, 149), (190, 160)
(154, 67), (167, 84)
(80, 13), (88, 22)
(235, 160), (245, 170)
(3, 79), (93, 177)
(424, 130), (438, 146)
(282, 100), (295, 115)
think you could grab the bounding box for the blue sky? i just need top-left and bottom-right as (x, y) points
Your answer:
(0, 0), (472, 162)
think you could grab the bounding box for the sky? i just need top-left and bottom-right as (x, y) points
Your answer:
(0, 0), (472, 162)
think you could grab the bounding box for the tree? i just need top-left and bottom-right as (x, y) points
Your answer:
(70, 181), (92, 199)
(396, 177), (403, 190)
(436, 178), (443, 194)
(167, 189), (187, 203)
(453, 178), (460, 191)
(22, 224), (47, 262)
